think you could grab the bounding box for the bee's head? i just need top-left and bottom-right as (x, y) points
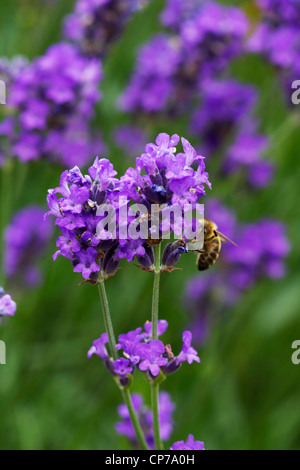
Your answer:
(203, 219), (218, 238)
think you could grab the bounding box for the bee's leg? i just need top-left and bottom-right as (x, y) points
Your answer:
(193, 249), (207, 253)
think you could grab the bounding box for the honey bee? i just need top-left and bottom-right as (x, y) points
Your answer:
(192, 219), (237, 271)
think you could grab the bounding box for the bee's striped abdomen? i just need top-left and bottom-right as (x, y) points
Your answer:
(197, 238), (221, 271)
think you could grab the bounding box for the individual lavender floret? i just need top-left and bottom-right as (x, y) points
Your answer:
(64, 0), (149, 58)
(137, 340), (168, 377)
(4, 206), (53, 287)
(170, 434), (205, 450)
(176, 331), (200, 365)
(191, 79), (257, 153)
(113, 357), (134, 375)
(4, 43), (103, 167)
(115, 391), (175, 449)
(0, 288), (17, 318)
(88, 332), (109, 359)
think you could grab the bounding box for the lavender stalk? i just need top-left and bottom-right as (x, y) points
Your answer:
(97, 275), (149, 450)
(151, 243), (164, 450)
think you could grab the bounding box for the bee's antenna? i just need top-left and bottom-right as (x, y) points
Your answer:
(217, 231), (238, 247)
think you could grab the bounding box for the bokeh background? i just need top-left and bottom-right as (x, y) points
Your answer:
(0, 0), (300, 450)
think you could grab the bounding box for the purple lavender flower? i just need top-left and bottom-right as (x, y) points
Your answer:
(117, 328), (143, 365)
(137, 340), (168, 377)
(0, 290), (17, 317)
(87, 332), (109, 359)
(3, 43), (103, 167)
(176, 331), (200, 365)
(170, 434), (205, 450)
(113, 357), (133, 375)
(116, 391), (175, 449)
(64, 0), (149, 58)
(73, 247), (101, 279)
(4, 206), (53, 287)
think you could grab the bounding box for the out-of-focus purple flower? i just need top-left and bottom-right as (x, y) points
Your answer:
(116, 391), (175, 449)
(119, 34), (181, 114)
(170, 434), (205, 450)
(160, 0), (201, 31)
(0, 56), (28, 85)
(177, 331), (200, 365)
(121, 2), (248, 116)
(248, 1), (300, 99)
(2, 43), (103, 167)
(225, 122), (273, 188)
(256, 0), (300, 24)
(4, 206), (53, 287)
(0, 290), (17, 317)
(143, 320), (168, 339)
(191, 79), (257, 153)
(179, 2), (248, 75)
(64, 0), (149, 58)
(112, 125), (149, 158)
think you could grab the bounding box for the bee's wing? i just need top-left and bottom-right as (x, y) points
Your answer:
(216, 231), (238, 247)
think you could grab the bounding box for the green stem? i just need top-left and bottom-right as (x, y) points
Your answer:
(151, 243), (164, 450)
(121, 388), (148, 450)
(97, 275), (149, 450)
(151, 382), (163, 450)
(151, 243), (161, 340)
(98, 279), (118, 361)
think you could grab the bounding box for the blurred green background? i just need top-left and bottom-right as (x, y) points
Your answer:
(0, 0), (300, 450)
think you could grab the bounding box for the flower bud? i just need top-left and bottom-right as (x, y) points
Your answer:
(162, 239), (187, 268)
(136, 244), (154, 271)
(102, 244), (120, 279)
